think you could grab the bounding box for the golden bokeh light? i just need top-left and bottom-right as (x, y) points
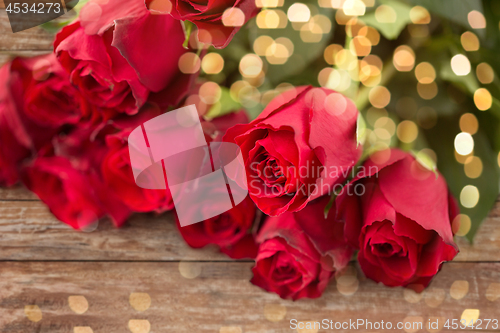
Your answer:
(324, 44), (343, 65)
(199, 81), (222, 104)
(129, 293), (152, 312)
(397, 120), (418, 143)
(393, 45), (415, 72)
(300, 21), (324, 43)
(450, 280), (469, 300)
(468, 10), (486, 29)
(256, 10), (281, 29)
(350, 36), (371, 56)
(345, 18), (365, 37)
(312, 14), (332, 34)
(461, 309), (480, 324)
(178, 53), (201, 74)
(239, 54), (263, 78)
(374, 116), (396, 136)
(417, 82), (438, 100)
(455, 132), (474, 155)
(253, 35), (274, 56)
(335, 9), (351, 25)
(222, 7), (245, 27)
(287, 3), (310, 22)
(452, 214), (472, 236)
(415, 62), (436, 84)
(474, 88), (492, 110)
(68, 296), (89, 314)
(375, 5), (397, 23)
(24, 305), (42, 322)
(148, 0), (172, 13)
(409, 6), (430, 24)
(266, 40), (291, 64)
(369, 86), (391, 108)
(460, 185), (480, 208)
(201, 53), (224, 74)
(358, 26), (380, 45)
(459, 113), (479, 135)
(464, 156), (483, 179)
(461, 31), (480, 51)
(128, 320), (151, 333)
(343, 0), (366, 16)
(451, 54), (471, 76)
(255, 0), (282, 8)
(263, 304), (287, 322)
(476, 63), (495, 84)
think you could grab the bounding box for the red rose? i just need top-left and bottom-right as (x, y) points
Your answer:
(223, 86), (361, 216)
(336, 149), (459, 288)
(175, 110), (257, 258)
(251, 196), (353, 300)
(176, 196), (258, 259)
(102, 130), (175, 213)
(0, 54), (89, 186)
(151, 0), (259, 48)
(21, 156), (105, 229)
(55, 0), (194, 114)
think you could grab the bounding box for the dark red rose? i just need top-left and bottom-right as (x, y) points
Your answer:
(336, 148), (459, 288)
(149, 0), (259, 48)
(223, 86), (361, 216)
(251, 196), (353, 300)
(176, 196), (258, 259)
(176, 110), (257, 258)
(55, 0), (194, 114)
(0, 54), (90, 186)
(21, 156), (105, 229)
(102, 130), (175, 213)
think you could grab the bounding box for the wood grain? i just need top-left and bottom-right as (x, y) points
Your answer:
(0, 201), (230, 262)
(0, 262), (499, 332)
(0, 187), (499, 262)
(0, 11), (55, 50)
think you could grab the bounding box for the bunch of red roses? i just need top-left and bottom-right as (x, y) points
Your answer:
(0, 0), (458, 300)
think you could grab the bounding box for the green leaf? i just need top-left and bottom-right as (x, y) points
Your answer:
(205, 87), (242, 119)
(423, 116), (499, 242)
(39, 0), (90, 33)
(181, 20), (196, 49)
(440, 59), (480, 94)
(356, 112), (367, 147)
(408, 0), (484, 36)
(360, 0), (421, 40)
(411, 149), (438, 176)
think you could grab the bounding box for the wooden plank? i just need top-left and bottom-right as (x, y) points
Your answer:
(0, 262), (499, 332)
(0, 201), (230, 261)
(0, 10), (56, 50)
(0, 186), (38, 201)
(0, 194), (499, 262)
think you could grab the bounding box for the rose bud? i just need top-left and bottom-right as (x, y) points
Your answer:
(251, 196), (353, 300)
(54, 0), (195, 115)
(336, 148), (459, 288)
(149, 0), (259, 48)
(176, 196), (258, 259)
(0, 54), (89, 186)
(224, 86), (361, 216)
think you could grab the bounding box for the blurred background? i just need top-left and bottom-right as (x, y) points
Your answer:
(174, 0), (500, 243)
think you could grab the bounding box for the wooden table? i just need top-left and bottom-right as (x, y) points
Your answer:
(1, 9), (500, 333)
